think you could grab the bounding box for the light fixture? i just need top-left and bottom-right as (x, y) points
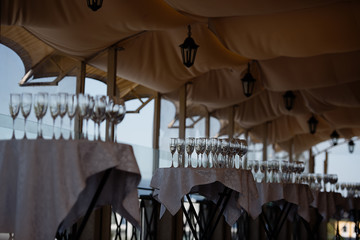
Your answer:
(307, 115), (318, 134)
(283, 91), (296, 111)
(87, 0), (103, 11)
(241, 62), (256, 97)
(349, 139), (355, 153)
(330, 130), (339, 146)
(179, 25), (199, 68)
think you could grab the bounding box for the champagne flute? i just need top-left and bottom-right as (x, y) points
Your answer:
(49, 94), (59, 139)
(67, 94), (78, 140)
(77, 93), (90, 139)
(169, 138), (177, 167)
(9, 93), (21, 139)
(34, 93), (48, 139)
(205, 138), (212, 168)
(185, 137), (195, 168)
(21, 93), (32, 139)
(92, 95), (106, 141)
(84, 96), (95, 140)
(58, 93), (68, 139)
(176, 138), (185, 167)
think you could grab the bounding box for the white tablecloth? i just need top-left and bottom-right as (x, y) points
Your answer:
(150, 168), (258, 225)
(0, 139), (141, 240)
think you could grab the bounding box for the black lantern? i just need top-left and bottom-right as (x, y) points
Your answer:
(179, 25), (199, 68)
(349, 140), (355, 153)
(307, 115), (318, 134)
(330, 130), (340, 146)
(87, 0), (103, 11)
(241, 62), (256, 97)
(283, 91), (296, 111)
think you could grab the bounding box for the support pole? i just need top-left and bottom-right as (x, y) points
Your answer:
(262, 123), (268, 161)
(228, 106), (234, 138)
(324, 151), (328, 174)
(179, 84), (186, 140)
(289, 138), (294, 163)
(309, 148), (314, 173)
(205, 111), (210, 138)
(75, 61), (86, 139)
(152, 92), (161, 173)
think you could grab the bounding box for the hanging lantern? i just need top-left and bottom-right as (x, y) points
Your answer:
(349, 140), (355, 153)
(307, 115), (318, 134)
(241, 62), (256, 97)
(330, 130), (340, 146)
(87, 0), (103, 11)
(283, 91), (296, 111)
(179, 25), (199, 68)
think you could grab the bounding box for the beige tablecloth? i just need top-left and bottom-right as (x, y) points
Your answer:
(0, 139), (141, 240)
(251, 183), (314, 222)
(150, 168), (258, 225)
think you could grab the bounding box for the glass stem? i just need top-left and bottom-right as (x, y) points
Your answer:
(60, 117), (64, 139)
(12, 118), (15, 139)
(97, 122), (101, 141)
(52, 118), (56, 139)
(114, 124), (118, 143)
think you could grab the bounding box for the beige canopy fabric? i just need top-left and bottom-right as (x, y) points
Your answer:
(1, 0), (360, 154)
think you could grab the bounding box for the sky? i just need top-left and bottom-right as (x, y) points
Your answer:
(1, 44), (360, 185)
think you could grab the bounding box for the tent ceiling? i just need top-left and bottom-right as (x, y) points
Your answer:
(1, 0), (360, 153)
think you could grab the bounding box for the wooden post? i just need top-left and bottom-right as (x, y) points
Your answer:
(228, 106), (234, 138)
(152, 92), (161, 172)
(324, 151), (328, 174)
(75, 61), (86, 139)
(289, 138), (294, 163)
(205, 111), (210, 138)
(262, 123), (268, 161)
(308, 148), (314, 173)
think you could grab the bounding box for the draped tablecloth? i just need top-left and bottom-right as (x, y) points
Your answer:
(150, 168), (258, 225)
(0, 139), (141, 240)
(250, 183), (314, 222)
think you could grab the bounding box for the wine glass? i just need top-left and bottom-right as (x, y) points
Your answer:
(112, 97), (126, 142)
(92, 95), (106, 141)
(77, 93), (90, 139)
(280, 161), (289, 183)
(205, 138), (212, 168)
(328, 174), (338, 192)
(21, 93), (32, 139)
(84, 96), (95, 140)
(195, 138), (206, 167)
(49, 94), (59, 139)
(9, 93), (21, 139)
(169, 138), (177, 167)
(238, 139), (248, 168)
(228, 138), (238, 168)
(210, 138), (218, 168)
(220, 138), (230, 168)
(253, 160), (260, 182)
(259, 161), (267, 183)
(176, 138), (185, 167)
(185, 137), (195, 168)
(34, 93), (48, 139)
(67, 94), (77, 140)
(58, 93), (68, 139)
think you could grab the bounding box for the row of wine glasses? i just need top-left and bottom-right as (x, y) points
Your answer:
(246, 160), (305, 183)
(9, 93), (126, 141)
(169, 137), (248, 168)
(298, 173), (339, 192)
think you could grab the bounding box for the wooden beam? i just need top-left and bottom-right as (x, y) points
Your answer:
(262, 123), (268, 161)
(205, 111), (210, 138)
(74, 61), (86, 140)
(309, 148), (314, 173)
(228, 106), (234, 138)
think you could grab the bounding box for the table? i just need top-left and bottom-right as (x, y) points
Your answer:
(150, 168), (258, 239)
(0, 139), (141, 240)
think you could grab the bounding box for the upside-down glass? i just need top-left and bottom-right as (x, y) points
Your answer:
(58, 93), (68, 139)
(34, 93), (48, 139)
(9, 94), (21, 139)
(210, 138), (218, 168)
(21, 93), (32, 139)
(49, 94), (59, 139)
